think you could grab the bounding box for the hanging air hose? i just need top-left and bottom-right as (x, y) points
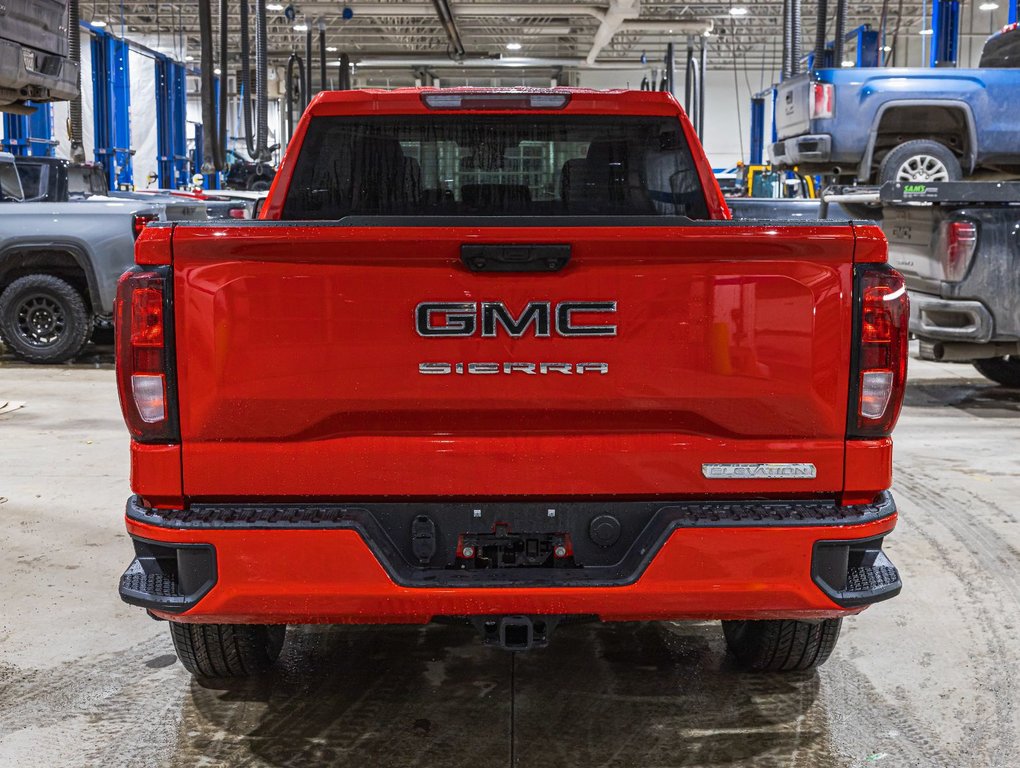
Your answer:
(197, 0), (218, 174)
(67, 0), (85, 162)
(815, 0), (830, 67)
(239, 0), (271, 163)
(286, 53), (305, 140)
(216, 0), (228, 169)
(684, 46), (700, 135)
(790, 0), (803, 76)
(318, 19), (327, 92)
(834, 0), (848, 69)
(305, 26), (313, 102)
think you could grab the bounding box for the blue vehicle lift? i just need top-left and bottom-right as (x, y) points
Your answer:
(930, 0), (961, 67)
(1, 102), (57, 156)
(89, 25), (133, 189)
(749, 93), (767, 165)
(1011, 0), (1018, 24)
(154, 54), (190, 189)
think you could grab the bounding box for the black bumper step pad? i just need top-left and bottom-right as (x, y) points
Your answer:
(118, 538), (216, 614)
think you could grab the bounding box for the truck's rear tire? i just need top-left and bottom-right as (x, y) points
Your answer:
(0, 274), (94, 364)
(973, 356), (1020, 387)
(878, 140), (962, 184)
(722, 618), (841, 672)
(169, 622), (286, 679)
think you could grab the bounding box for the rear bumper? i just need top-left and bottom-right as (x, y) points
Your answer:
(0, 39), (79, 107)
(909, 291), (994, 342)
(770, 135), (832, 166)
(121, 493), (900, 624)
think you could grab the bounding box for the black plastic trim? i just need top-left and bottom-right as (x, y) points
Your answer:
(127, 492), (896, 590)
(118, 536), (216, 613)
(150, 216), (852, 229)
(461, 243), (571, 272)
(812, 533), (902, 607)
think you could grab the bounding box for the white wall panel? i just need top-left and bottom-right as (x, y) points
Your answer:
(129, 50), (159, 188)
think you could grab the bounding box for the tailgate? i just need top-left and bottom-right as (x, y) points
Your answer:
(172, 222), (855, 499)
(883, 206), (943, 292)
(775, 74), (812, 139)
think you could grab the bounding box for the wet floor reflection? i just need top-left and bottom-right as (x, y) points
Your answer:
(904, 380), (1020, 416)
(173, 622), (834, 768)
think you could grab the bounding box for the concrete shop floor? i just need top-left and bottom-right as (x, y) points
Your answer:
(1, 345), (1018, 768)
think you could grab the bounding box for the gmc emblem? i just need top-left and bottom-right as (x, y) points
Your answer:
(415, 301), (617, 338)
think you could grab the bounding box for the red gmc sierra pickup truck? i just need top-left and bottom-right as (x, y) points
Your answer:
(116, 88), (906, 679)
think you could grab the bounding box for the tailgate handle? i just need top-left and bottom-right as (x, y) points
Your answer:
(461, 244), (571, 273)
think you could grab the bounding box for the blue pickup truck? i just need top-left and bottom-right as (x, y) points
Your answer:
(772, 23), (1020, 184)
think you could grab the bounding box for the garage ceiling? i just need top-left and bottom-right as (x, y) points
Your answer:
(97, 0), (947, 77)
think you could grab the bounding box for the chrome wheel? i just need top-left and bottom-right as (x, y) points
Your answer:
(895, 154), (951, 183)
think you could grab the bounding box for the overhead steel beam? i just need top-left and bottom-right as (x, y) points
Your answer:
(299, 3), (608, 19)
(343, 56), (650, 70)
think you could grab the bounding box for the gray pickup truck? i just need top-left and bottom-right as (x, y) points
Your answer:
(879, 181), (1020, 386)
(0, 0), (78, 113)
(0, 152), (205, 363)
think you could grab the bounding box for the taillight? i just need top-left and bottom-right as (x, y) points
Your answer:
(849, 265), (909, 438)
(936, 220), (977, 282)
(809, 82), (834, 120)
(133, 213), (160, 239)
(115, 268), (178, 442)
(228, 206), (248, 219)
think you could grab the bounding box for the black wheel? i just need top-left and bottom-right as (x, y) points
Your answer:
(973, 356), (1020, 387)
(0, 274), (93, 364)
(878, 140), (962, 184)
(246, 175), (271, 192)
(169, 622), (286, 679)
(722, 618), (841, 672)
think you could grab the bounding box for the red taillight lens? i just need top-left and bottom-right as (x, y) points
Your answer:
(116, 268), (178, 442)
(937, 220), (977, 282)
(851, 266), (909, 437)
(809, 82), (834, 120)
(133, 213), (160, 239)
(130, 287), (164, 347)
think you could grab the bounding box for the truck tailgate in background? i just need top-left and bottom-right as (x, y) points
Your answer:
(883, 206), (943, 292)
(172, 222), (855, 499)
(774, 75), (812, 139)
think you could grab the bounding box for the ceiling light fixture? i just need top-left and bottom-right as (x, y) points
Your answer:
(919, 28), (933, 35)
(213, 68), (221, 75)
(185, 55), (194, 61)
(729, 7), (749, 16)
(841, 60), (855, 67)
(326, 46), (337, 52)
(266, 3), (284, 10)
(882, 45), (892, 52)
(91, 18), (107, 27)
(506, 42), (522, 51)
(979, 1), (999, 9)
(294, 23), (309, 32)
